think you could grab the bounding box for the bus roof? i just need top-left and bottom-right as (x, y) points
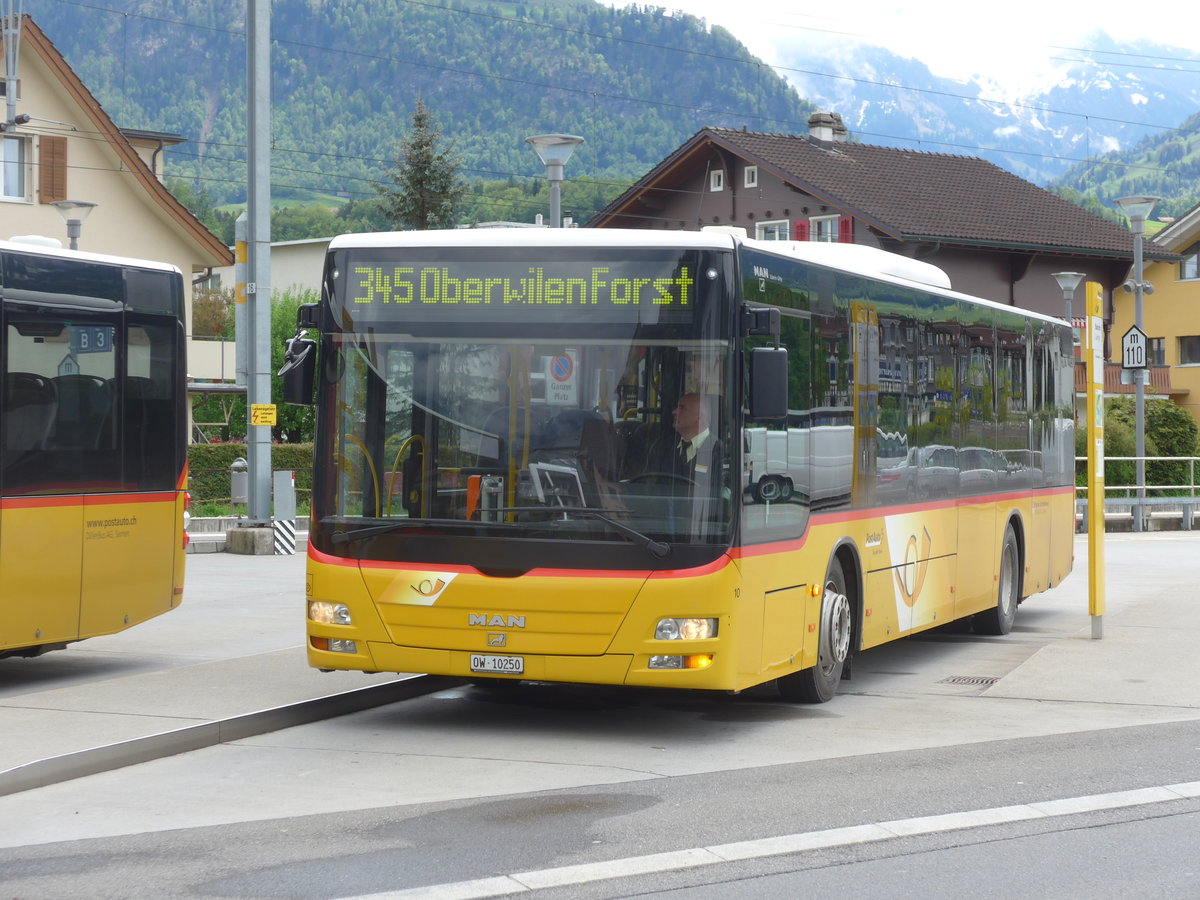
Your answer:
(327, 228), (739, 252)
(0, 238), (182, 276)
(326, 228), (1065, 328)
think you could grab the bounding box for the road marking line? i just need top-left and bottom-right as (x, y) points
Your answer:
(341, 780), (1200, 899)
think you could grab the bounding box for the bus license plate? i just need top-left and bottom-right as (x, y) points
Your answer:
(470, 654), (524, 675)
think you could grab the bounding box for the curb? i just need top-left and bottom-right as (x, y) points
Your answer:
(0, 674), (462, 798)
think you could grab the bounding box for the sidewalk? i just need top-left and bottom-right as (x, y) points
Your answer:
(3, 533), (1198, 798)
(0, 550), (457, 796)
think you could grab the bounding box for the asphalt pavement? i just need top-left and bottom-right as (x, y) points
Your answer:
(2, 532), (1198, 799)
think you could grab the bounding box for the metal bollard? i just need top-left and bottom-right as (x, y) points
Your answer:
(230, 457), (249, 507)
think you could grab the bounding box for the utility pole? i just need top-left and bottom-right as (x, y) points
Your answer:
(246, 0), (273, 523)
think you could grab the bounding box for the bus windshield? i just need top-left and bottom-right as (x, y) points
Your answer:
(313, 245), (737, 567)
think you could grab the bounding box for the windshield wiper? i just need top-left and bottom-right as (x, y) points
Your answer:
(328, 508), (671, 560)
(493, 505), (671, 559)
(328, 517), (469, 545)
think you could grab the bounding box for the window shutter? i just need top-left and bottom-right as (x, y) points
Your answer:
(838, 215), (853, 243)
(39, 136), (67, 204)
(793, 220), (809, 241)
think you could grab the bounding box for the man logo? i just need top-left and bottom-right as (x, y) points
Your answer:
(487, 633), (507, 647)
(469, 614), (526, 628)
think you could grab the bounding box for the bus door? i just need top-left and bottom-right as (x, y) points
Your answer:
(79, 318), (182, 637)
(954, 306), (999, 616)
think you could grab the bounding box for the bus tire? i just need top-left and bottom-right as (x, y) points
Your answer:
(974, 524), (1019, 635)
(778, 558), (852, 703)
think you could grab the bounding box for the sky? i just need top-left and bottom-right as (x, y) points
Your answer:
(614, 1), (1200, 92)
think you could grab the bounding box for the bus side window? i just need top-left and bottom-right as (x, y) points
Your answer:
(3, 372), (58, 453)
(51, 374), (113, 451)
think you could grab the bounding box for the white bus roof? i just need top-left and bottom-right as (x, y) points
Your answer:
(326, 228), (1064, 327)
(328, 228), (739, 252)
(0, 238), (182, 275)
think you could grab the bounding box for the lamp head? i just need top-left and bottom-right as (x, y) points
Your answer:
(1052, 272), (1085, 295)
(525, 134), (585, 169)
(51, 200), (98, 224)
(1114, 195), (1159, 226)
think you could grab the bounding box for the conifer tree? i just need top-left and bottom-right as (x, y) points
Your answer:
(377, 100), (466, 230)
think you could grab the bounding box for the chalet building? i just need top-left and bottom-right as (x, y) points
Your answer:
(590, 114), (1179, 399)
(1, 16), (233, 383)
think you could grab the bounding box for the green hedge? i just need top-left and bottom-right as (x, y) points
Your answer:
(188, 443), (313, 506)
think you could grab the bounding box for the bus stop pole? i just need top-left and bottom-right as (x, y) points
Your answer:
(1085, 282), (1105, 639)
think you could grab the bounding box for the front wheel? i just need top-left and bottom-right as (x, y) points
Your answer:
(974, 524), (1019, 635)
(778, 558), (852, 703)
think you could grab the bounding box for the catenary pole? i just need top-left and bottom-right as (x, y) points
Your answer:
(246, 0), (272, 522)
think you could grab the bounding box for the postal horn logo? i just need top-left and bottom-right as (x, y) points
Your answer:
(412, 578), (447, 598)
(894, 527), (932, 608)
(404, 573), (456, 605)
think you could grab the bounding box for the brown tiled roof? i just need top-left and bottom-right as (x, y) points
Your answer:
(595, 128), (1171, 261)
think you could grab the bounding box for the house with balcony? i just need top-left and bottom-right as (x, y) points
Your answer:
(1, 15), (233, 386)
(589, 114), (1179, 409)
(1109, 201), (1200, 426)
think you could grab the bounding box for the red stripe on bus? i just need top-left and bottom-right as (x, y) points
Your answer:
(733, 485), (1074, 557)
(0, 491), (181, 510)
(308, 541), (731, 580)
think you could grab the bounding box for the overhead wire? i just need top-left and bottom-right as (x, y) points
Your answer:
(31, 0), (1200, 205)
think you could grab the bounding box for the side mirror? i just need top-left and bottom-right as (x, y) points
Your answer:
(278, 330), (317, 406)
(749, 347), (788, 419)
(297, 303), (320, 329)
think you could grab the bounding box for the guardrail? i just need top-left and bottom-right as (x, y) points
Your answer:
(1074, 456), (1200, 532)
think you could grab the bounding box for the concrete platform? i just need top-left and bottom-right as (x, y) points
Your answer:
(0, 549), (457, 796)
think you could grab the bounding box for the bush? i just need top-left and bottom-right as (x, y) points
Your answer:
(188, 443), (313, 510)
(1076, 399), (1200, 496)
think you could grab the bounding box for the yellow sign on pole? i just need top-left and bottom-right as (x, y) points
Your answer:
(235, 239), (248, 305)
(1084, 282), (1105, 638)
(250, 403), (277, 427)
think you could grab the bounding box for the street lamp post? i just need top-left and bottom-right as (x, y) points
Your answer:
(1052, 271), (1085, 336)
(525, 134), (584, 228)
(1115, 195), (1159, 533)
(51, 200), (98, 250)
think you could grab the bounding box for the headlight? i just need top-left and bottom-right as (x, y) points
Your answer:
(309, 601), (351, 625)
(654, 617), (717, 640)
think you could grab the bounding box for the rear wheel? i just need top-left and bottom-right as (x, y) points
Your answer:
(974, 524), (1019, 635)
(778, 558), (852, 703)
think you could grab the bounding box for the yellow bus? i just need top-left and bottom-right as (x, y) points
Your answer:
(1, 239), (189, 658)
(280, 228), (1075, 701)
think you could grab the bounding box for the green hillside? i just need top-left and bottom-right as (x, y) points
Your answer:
(32, 0), (815, 223)
(1050, 110), (1200, 223)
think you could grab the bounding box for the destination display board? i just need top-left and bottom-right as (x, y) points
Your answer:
(331, 248), (720, 326)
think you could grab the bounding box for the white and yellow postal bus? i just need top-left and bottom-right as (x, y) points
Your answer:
(280, 228), (1074, 701)
(1, 239), (189, 658)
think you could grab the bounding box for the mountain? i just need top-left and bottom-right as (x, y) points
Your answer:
(28, 0), (814, 219)
(775, 33), (1200, 216)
